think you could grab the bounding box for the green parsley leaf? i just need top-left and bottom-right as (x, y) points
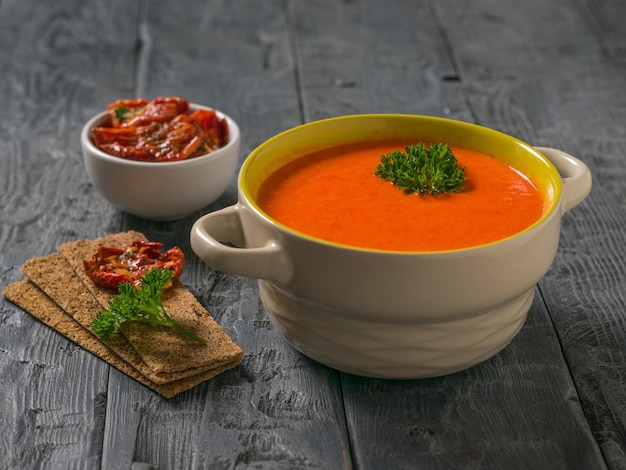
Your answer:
(114, 106), (129, 123)
(375, 142), (466, 195)
(91, 268), (206, 345)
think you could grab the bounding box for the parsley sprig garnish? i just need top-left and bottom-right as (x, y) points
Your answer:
(375, 142), (466, 195)
(114, 106), (129, 123)
(91, 268), (206, 344)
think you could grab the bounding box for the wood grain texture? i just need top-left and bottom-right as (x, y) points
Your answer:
(290, 0), (474, 123)
(434, 0), (626, 465)
(1, 0), (625, 468)
(0, 0), (138, 467)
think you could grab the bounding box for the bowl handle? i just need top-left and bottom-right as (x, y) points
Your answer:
(535, 147), (592, 214)
(190, 205), (294, 284)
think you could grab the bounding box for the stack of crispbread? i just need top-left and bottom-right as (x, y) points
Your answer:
(3, 231), (243, 398)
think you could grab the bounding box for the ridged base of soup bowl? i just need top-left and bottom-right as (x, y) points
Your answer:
(259, 280), (533, 378)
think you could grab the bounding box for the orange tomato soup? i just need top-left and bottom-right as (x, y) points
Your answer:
(256, 141), (545, 251)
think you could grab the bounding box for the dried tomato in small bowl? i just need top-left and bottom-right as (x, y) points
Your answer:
(91, 97), (230, 163)
(81, 98), (240, 220)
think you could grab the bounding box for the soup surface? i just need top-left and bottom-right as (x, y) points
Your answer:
(256, 141), (545, 251)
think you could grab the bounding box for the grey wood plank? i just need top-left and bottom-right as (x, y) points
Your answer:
(290, 0), (474, 123)
(435, 0), (626, 466)
(0, 0), (139, 467)
(0, 311), (108, 469)
(572, 0), (626, 65)
(290, 0), (612, 467)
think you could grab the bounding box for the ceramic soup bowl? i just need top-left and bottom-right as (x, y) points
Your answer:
(190, 115), (591, 378)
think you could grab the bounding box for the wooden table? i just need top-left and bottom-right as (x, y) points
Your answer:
(1, 1), (625, 468)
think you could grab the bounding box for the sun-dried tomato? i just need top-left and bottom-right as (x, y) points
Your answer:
(91, 97), (229, 162)
(83, 240), (184, 291)
(107, 97), (189, 128)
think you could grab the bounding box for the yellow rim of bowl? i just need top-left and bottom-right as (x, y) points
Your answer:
(241, 114), (562, 253)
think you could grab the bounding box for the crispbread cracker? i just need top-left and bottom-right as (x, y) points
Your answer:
(22, 253), (237, 383)
(3, 280), (237, 398)
(3, 230), (243, 397)
(120, 286), (243, 374)
(58, 231), (243, 374)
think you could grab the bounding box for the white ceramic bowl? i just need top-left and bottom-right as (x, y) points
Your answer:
(81, 104), (240, 221)
(190, 115), (592, 378)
